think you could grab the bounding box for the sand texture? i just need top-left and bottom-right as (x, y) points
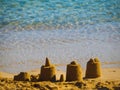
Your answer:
(0, 68), (120, 90)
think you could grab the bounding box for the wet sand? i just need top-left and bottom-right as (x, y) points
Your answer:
(0, 67), (120, 90)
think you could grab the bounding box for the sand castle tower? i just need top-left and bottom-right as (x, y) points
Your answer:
(66, 61), (83, 81)
(39, 57), (56, 81)
(85, 58), (101, 78)
(14, 72), (30, 81)
(59, 74), (65, 82)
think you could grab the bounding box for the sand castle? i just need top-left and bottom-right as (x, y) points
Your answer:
(14, 72), (30, 81)
(66, 61), (83, 81)
(39, 57), (56, 81)
(85, 58), (101, 78)
(13, 57), (102, 82)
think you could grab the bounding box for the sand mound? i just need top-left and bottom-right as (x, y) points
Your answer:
(14, 72), (30, 81)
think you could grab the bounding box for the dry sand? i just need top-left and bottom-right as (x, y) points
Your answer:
(0, 67), (120, 90)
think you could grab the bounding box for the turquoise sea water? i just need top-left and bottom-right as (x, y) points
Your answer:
(0, 0), (120, 30)
(0, 0), (120, 73)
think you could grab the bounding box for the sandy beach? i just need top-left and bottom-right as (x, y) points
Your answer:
(0, 0), (120, 90)
(0, 67), (120, 90)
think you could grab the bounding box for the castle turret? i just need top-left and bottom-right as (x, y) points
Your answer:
(85, 58), (101, 78)
(39, 57), (56, 81)
(66, 61), (83, 81)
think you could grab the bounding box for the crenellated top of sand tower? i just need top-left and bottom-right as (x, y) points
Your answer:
(68, 61), (79, 66)
(88, 57), (100, 64)
(94, 57), (99, 62)
(70, 61), (77, 65)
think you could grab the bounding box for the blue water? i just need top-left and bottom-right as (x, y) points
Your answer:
(0, 0), (120, 73)
(0, 0), (120, 30)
